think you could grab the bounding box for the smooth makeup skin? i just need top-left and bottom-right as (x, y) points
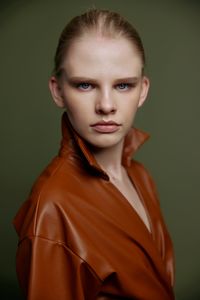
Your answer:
(49, 34), (149, 152)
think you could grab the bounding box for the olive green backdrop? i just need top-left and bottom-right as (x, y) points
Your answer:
(0, 0), (199, 299)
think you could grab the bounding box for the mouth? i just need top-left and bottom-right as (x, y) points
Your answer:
(90, 121), (121, 133)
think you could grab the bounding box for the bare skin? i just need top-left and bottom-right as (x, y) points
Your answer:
(109, 168), (151, 233)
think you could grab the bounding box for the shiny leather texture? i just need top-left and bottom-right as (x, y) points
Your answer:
(14, 112), (175, 300)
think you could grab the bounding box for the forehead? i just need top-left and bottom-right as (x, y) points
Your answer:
(62, 35), (143, 78)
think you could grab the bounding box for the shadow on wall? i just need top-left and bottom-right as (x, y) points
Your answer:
(0, 278), (24, 299)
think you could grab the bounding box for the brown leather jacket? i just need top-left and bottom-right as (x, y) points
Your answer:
(13, 112), (175, 300)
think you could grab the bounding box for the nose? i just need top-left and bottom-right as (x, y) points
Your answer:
(95, 88), (117, 115)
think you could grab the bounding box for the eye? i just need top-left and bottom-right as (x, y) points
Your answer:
(77, 82), (92, 90)
(116, 83), (131, 91)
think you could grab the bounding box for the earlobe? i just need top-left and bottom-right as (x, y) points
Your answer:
(138, 76), (150, 108)
(48, 76), (65, 108)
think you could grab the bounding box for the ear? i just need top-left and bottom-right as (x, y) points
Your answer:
(138, 76), (150, 108)
(48, 76), (65, 108)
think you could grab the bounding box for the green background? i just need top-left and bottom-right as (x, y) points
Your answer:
(0, 0), (199, 299)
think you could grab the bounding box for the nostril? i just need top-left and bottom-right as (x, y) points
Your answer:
(96, 106), (116, 115)
(95, 101), (117, 114)
(110, 108), (116, 114)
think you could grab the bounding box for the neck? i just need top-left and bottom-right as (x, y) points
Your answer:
(90, 139), (125, 180)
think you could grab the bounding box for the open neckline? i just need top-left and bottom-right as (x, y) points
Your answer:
(106, 175), (153, 237)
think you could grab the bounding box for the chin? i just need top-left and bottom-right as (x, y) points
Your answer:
(85, 134), (124, 149)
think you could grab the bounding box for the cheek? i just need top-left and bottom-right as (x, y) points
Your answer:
(64, 101), (90, 128)
(64, 92), (93, 116)
(120, 99), (140, 129)
(62, 95), (81, 116)
(122, 99), (139, 117)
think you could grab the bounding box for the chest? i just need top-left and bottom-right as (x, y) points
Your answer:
(109, 173), (152, 234)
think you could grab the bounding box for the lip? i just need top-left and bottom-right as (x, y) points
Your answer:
(90, 121), (121, 133)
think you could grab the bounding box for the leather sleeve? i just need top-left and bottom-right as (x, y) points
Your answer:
(16, 236), (102, 300)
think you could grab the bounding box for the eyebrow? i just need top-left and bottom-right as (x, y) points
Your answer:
(66, 76), (140, 83)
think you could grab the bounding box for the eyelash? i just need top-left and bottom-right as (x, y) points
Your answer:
(117, 83), (135, 90)
(77, 83), (91, 90)
(76, 82), (135, 91)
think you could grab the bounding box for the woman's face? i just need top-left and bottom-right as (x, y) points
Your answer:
(49, 34), (149, 149)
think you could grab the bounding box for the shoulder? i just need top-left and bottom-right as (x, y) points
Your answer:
(13, 154), (80, 243)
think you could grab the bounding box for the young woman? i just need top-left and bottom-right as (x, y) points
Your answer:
(14, 9), (175, 300)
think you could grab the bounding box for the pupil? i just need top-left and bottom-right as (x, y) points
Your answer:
(82, 83), (89, 88)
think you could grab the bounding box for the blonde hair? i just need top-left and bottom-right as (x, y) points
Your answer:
(53, 9), (146, 77)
